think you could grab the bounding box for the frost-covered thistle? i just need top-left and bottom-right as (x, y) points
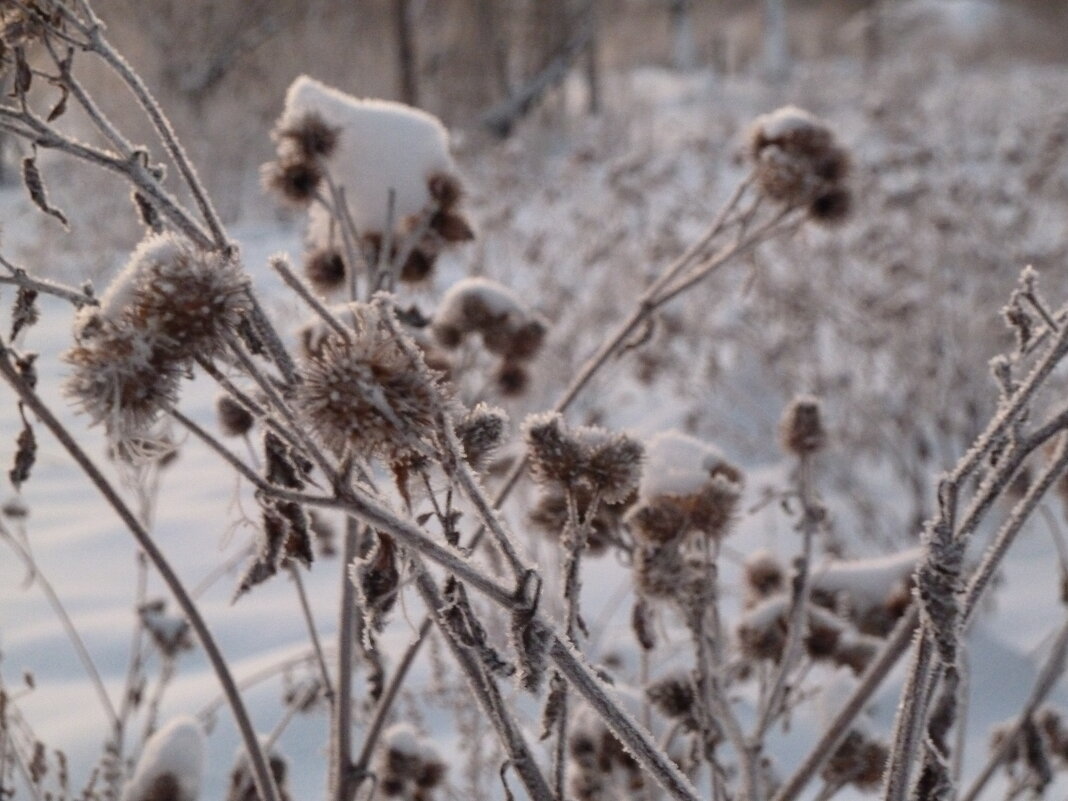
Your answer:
(215, 393), (255, 437)
(64, 234), (248, 446)
(748, 106), (853, 224)
(295, 302), (439, 462)
(524, 413), (644, 503)
(780, 394), (826, 456)
(453, 402), (508, 468)
(65, 320), (183, 438)
(432, 277), (547, 364)
(91, 232), (248, 360)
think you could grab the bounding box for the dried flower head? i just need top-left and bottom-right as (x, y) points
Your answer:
(433, 277), (546, 363)
(748, 106), (852, 217)
(65, 319), (183, 441)
(262, 157), (323, 205)
(296, 303), (439, 463)
(427, 171), (463, 211)
(454, 402), (508, 467)
(274, 111), (340, 160)
(399, 247), (437, 283)
(780, 395), (825, 456)
(496, 360), (529, 396)
(809, 187), (853, 226)
(376, 724), (446, 800)
(215, 394), (255, 438)
(646, 673), (700, 730)
(227, 746), (292, 801)
(821, 729), (888, 790)
(303, 247), (347, 295)
(744, 549), (785, 605)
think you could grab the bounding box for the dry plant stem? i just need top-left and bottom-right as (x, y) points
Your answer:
(0, 270), (96, 308)
(196, 647), (332, 721)
(372, 189), (396, 291)
(289, 565), (335, 702)
(244, 290), (300, 386)
(959, 617), (1068, 801)
(549, 637), (702, 801)
(756, 452), (818, 739)
(771, 605), (919, 801)
(170, 406), (519, 605)
(883, 322), (1068, 800)
(412, 563), (555, 801)
(0, 106), (213, 249)
(318, 172), (364, 299)
(331, 519), (359, 801)
(74, 7), (228, 247)
(0, 526), (119, 727)
(352, 617), (434, 781)
(41, 35), (133, 156)
(270, 256), (353, 341)
(376, 297), (530, 582)
(111, 552), (148, 799)
(223, 333), (334, 478)
(962, 434), (1068, 620)
(0, 348), (282, 801)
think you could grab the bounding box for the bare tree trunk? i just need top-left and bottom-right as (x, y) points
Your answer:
(584, 0), (601, 113)
(477, 0), (512, 98)
(393, 0), (419, 106)
(763, 0), (789, 82)
(669, 0), (698, 70)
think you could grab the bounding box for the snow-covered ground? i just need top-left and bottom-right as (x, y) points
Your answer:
(4, 52), (1068, 801)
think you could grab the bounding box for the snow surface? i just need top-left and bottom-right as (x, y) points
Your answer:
(282, 76), (455, 239)
(120, 716), (205, 801)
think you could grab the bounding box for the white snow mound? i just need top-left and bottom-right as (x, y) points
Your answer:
(282, 76), (455, 239)
(121, 716), (205, 801)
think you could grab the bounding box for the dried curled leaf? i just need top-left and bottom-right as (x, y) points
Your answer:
(10, 286), (39, 340)
(9, 414), (36, 489)
(22, 157), (68, 228)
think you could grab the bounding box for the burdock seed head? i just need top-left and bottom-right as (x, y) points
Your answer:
(524, 412), (588, 486)
(296, 303), (439, 463)
(748, 106), (852, 216)
(98, 232), (250, 361)
(215, 393), (255, 438)
(64, 319), (182, 440)
(454, 402), (508, 467)
(303, 247), (347, 295)
(780, 394), (826, 456)
(262, 157), (323, 205)
(274, 111), (340, 160)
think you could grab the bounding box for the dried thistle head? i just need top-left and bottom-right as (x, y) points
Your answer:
(646, 673), (700, 731)
(303, 247), (347, 295)
(523, 412), (588, 485)
(399, 247), (437, 283)
(64, 319), (182, 442)
(454, 402), (508, 468)
(821, 729), (888, 790)
(376, 724), (447, 800)
(227, 746), (291, 801)
(274, 111), (339, 160)
(262, 157), (323, 205)
(496, 360), (529, 396)
(215, 394), (255, 438)
(748, 106), (852, 218)
(427, 172), (463, 211)
(744, 549), (785, 605)
(296, 303), (439, 463)
(780, 395), (825, 456)
(581, 429), (644, 504)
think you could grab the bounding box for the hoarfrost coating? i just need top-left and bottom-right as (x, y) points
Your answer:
(282, 76), (455, 238)
(121, 716), (205, 801)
